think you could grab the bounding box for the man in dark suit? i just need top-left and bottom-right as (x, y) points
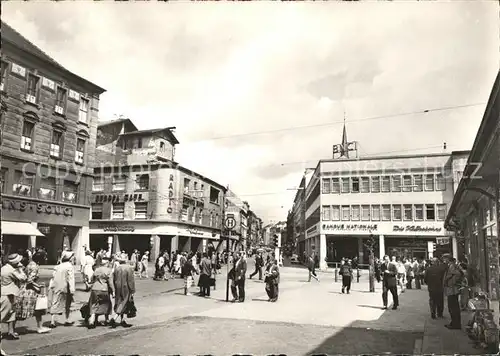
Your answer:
(424, 257), (446, 319)
(380, 255), (399, 310)
(234, 252), (247, 302)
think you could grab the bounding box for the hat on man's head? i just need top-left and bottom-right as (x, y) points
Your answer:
(61, 250), (75, 262)
(7, 253), (22, 265)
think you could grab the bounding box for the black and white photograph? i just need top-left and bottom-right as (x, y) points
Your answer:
(0, 1), (499, 355)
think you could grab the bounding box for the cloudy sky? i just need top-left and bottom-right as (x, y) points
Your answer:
(3, 1), (498, 224)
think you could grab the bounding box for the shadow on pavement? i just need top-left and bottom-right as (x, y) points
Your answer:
(251, 298), (269, 302)
(357, 304), (385, 310)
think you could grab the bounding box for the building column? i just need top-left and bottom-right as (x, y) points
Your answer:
(71, 226), (89, 266)
(357, 236), (364, 264)
(171, 235), (179, 253)
(427, 241), (434, 259)
(182, 237), (191, 252)
(151, 235), (160, 261)
(28, 222), (38, 250)
(201, 239), (207, 253)
(319, 234), (327, 271)
(451, 236), (458, 259)
(378, 235), (385, 259)
(112, 235), (121, 255)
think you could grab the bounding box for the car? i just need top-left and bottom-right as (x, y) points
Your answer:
(290, 254), (300, 264)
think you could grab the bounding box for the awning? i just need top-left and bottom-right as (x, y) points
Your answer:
(1, 221), (45, 236)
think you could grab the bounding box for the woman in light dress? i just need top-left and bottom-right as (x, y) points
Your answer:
(80, 250), (95, 291)
(139, 251), (149, 279)
(48, 251), (76, 328)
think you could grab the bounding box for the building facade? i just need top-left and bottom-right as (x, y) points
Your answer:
(0, 22), (105, 264)
(89, 119), (231, 260)
(445, 71), (499, 306)
(225, 190), (249, 250)
(291, 169), (314, 258)
(304, 152), (469, 270)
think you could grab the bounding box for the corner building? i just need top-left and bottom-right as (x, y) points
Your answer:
(0, 22), (105, 264)
(89, 119), (230, 261)
(304, 152), (469, 269)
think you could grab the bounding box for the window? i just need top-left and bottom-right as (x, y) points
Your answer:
(0, 60), (8, 91)
(134, 203), (148, 219)
(425, 204), (435, 221)
(38, 177), (56, 200)
(93, 178), (104, 191)
(21, 120), (35, 151)
(184, 178), (190, 194)
(135, 174), (149, 190)
(322, 178), (331, 194)
(413, 175), (423, 192)
(425, 174), (435, 191)
(209, 187), (220, 204)
(437, 204), (447, 220)
(209, 212), (213, 226)
(112, 175), (126, 191)
(351, 177), (360, 193)
(322, 206), (331, 221)
(181, 205), (189, 222)
(332, 206), (340, 221)
(160, 141), (165, 150)
(198, 208), (203, 224)
(402, 175), (412, 192)
(372, 205), (381, 221)
(341, 178), (350, 193)
(341, 206), (350, 221)
(26, 74), (39, 103)
(382, 205), (391, 221)
(391, 176), (401, 192)
(361, 205), (371, 221)
(392, 205), (402, 221)
(50, 130), (63, 158)
(75, 138), (85, 164)
(91, 204), (103, 219)
(78, 98), (89, 123)
(436, 174), (446, 191)
(63, 181), (78, 203)
(360, 177), (370, 193)
(13, 171), (34, 196)
(331, 178), (340, 193)
(371, 176), (380, 193)
(351, 205), (360, 221)
(55, 87), (67, 115)
(0, 168), (7, 193)
(381, 176), (391, 192)
(215, 213), (219, 228)
(403, 204), (413, 221)
(414, 205), (424, 221)
(111, 203), (125, 220)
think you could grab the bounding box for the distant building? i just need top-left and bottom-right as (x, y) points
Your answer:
(290, 169), (315, 258)
(225, 190), (249, 250)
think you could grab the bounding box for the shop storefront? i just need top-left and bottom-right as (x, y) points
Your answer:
(1, 195), (91, 264)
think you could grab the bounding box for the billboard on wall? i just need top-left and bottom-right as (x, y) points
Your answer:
(321, 221), (448, 236)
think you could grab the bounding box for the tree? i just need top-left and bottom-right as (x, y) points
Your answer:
(363, 234), (378, 293)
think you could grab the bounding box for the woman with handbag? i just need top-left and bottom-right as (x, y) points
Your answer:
(87, 255), (114, 329)
(110, 255), (135, 328)
(14, 251), (51, 334)
(48, 250), (76, 328)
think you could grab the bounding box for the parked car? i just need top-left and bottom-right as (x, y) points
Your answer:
(290, 254), (300, 264)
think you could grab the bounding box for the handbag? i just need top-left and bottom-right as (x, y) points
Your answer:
(126, 297), (137, 318)
(80, 302), (90, 320)
(27, 282), (42, 294)
(35, 295), (48, 310)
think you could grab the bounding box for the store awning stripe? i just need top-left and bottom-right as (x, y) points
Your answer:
(1, 221), (45, 236)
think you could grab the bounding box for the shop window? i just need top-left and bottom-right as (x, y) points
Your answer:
(134, 203), (148, 220)
(135, 174), (149, 190)
(425, 204), (435, 221)
(360, 177), (370, 193)
(331, 206), (340, 221)
(351, 178), (360, 193)
(26, 73), (40, 104)
(93, 178), (104, 191)
(403, 204), (413, 221)
(13, 171), (35, 197)
(322, 206), (331, 221)
(371, 176), (380, 193)
(79, 97), (89, 123)
(181, 205), (189, 222)
(209, 187), (220, 204)
(382, 205), (391, 221)
(63, 181), (78, 203)
(112, 175), (126, 191)
(415, 204), (424, 221)
(351, 205), (360, 221)
(91, 204), (103, 219)
(54, 86), (67, 115)
(435, 174), (446, 191)
(425, 174), (435, 191)
(184, 178), (190, 194)
(391, 176), (401, 192)
(381, 176), (391, 192)
(437, 204), (447, 221)
(341, 206), (350, 221)
(0, 168), (7, 193)
(111, 203), (125, 220)
(39, 177), (56, 200)
(21, 120), (35, 151)
(361, 205), (370, 221)
(50, 130), (63, 158)
(413, 175), (423, 192)
(331, 178), (340, 194)
(402, 175), (412, 192)
(372, 205), (381, 221)
(322, 178), (331, 194)
(75, 138), (85, 164)
(392, 205), (402, 221)
(341, 178), (350, 193)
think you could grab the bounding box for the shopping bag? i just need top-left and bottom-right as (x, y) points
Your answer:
(126, 297), (137, 319)
(35, 295), (48, 310)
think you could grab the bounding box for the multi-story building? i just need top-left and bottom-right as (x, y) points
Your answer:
(304, 151), (469, 270)
(291, 169), (315, 258)
(89, 119), (229, 260)
(0, 22), (106, 264)
(225, 190), (248, 251)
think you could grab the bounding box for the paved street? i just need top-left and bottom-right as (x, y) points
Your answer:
(2, 265), (479, 355)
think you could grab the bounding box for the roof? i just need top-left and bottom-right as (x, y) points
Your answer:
(98, 118), (138, 131)
(119, 127), (179, 145)
(319, 151), (455, 165)
(1, 21), (105, 94)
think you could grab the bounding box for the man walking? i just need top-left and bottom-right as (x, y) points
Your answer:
(424, 257), (446, 319)
(442, 254), (464, 330)
(234, 252), (247, 302)
(307, 254), (319, 282)
(340, 259), (353, 294)
(199, 252), (212, 297)
(249, 252), (264, 280)
(379, 255), (399, 310)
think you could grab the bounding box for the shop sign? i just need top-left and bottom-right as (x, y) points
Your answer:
(2, 199), (73, 216)
(94, 193), (144, 203)
(167, 174), (175, 214)
(393, 225), (442, 233)
(322, 223), (378, 232)
(187, 228), (204, 236)
(436, 237), (450, 245)
(97, 224), (135, 232)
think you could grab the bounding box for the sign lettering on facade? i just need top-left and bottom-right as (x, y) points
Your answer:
(98, 225), (135, 232)
(94, 194), (144, 203)
(187, 228), (204, 236)
(322, 223), (378, 232)
(167, 174), (174, 213)
(393, 225), (442, 233)
(2, 199), (73, 216)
